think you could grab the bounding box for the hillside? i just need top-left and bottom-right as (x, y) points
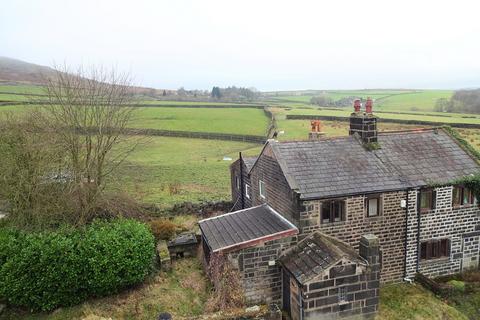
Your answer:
(0, 57), (57, 85)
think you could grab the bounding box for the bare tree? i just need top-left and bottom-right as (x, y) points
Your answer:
(0, 112), (69, 229)
(41, 65), (139, 224)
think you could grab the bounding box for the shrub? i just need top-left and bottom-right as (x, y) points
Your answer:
(205, 253), (245, 312)
(0, 219), (155, 311)
(149, 219), (178, 241)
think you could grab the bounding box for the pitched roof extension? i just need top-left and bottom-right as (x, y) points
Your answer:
(265, 128), (479, 200)
(280, 232), (366, 284)
(242, 156), (258, 172)
(199, 204), (298, 253)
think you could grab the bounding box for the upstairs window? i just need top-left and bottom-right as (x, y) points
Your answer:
(453, 186), (476, 206)
(235, 176), (240, 189)
(366, 196), (381, 217)
(420, 189), (434, 213)
(259, 180), (266, 199)
(245, 184), (250, 199)
(321, 200), (346, 223)
(420, 239), (450, 260)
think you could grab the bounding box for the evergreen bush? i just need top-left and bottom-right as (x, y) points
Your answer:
(0, 219), (155, 311)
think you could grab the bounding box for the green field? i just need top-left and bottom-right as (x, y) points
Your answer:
(111, 136), (261, 206)
(1, 85), (478, 208)
(376, 90), (453, 111)
(139, 100), (260, 106)
(266, 89), (453, 113)
(131, 107), (269, 136)
(0, 84), (45, 95)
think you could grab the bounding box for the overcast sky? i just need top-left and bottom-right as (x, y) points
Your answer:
(1, 0), (480, 91)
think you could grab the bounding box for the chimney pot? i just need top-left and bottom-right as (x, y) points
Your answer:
(365, 97), (373, 114)
(353, 99), (361, 112)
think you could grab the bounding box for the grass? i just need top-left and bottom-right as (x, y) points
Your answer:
(377, 283), (467, 320)
(139, 100), (260, 106)
(111, 136), (262, 206)
(0, 84), (45, 95)
(376, 90), (453, 112)
(4, 268), (472, 320)
(130, 107), (270, 136)
(284, 107), (480, 124)
(266, 89), (453, 113)
(2, 258), (210, 320)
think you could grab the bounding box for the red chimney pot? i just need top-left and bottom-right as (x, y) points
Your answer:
(353, 99), (361, 112)
(365, 97), (373, 113)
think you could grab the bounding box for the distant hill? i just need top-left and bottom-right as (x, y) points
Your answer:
(0, 57), (57, 85)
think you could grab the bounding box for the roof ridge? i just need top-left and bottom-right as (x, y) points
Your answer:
(377, 127), (439, 135)
(272, 135), (353, 144)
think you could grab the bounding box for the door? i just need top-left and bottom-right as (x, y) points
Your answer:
(282, 269), (291, 315)
(289, 277), (301, 320)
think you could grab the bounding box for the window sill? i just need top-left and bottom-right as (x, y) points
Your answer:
(420, 209), (433, 214)
(321, 221), (346, 226)
(420, 257), (450, 265)
(453, 204), (477, 209)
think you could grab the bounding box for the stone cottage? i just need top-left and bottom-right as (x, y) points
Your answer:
(200, 98), (480, 319)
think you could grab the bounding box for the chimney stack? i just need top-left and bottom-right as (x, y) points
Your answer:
(349, 98), (378, 144)
(359, 234), (380, 265)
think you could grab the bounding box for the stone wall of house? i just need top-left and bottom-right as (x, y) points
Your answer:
(301, 235), (380, 319)
(405, 186), (480, 278)
(298, 191), (407, 283)
(230, 159), (252, 211)
(228, 236), (297, 305)
(249, 144), (301, 225)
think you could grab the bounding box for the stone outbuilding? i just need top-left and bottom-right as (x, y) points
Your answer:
(280, 233), (380, 320)
(199, 204), (298, 304)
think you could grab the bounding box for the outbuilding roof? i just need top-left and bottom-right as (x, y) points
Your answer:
(280, 232), (366, 284)
(198, 204), (298, 253)
(266, 128), (479, 200)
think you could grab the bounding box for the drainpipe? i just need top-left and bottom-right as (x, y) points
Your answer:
(416, 189), (421, 273)
(239, 152), (245, 209)
(299, 286), (304, 320)
(403, 188), (410, 279)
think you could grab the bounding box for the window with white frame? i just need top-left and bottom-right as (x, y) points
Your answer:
(366, 195), (382, 217)
(235, 176), (240, 189)
(259, 180), (266, 199)
(245, 184), (250, 199)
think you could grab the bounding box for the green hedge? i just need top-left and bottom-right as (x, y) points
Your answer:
(0, 219), (155, 311)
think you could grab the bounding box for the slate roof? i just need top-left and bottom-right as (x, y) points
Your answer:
(268, 129), (480, 200)
(280, 232), (366, 284)
(199, 204), (298, 253)
(242, 156), (258, 172)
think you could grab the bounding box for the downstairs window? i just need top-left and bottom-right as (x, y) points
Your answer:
(420, 239), (450, 260)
